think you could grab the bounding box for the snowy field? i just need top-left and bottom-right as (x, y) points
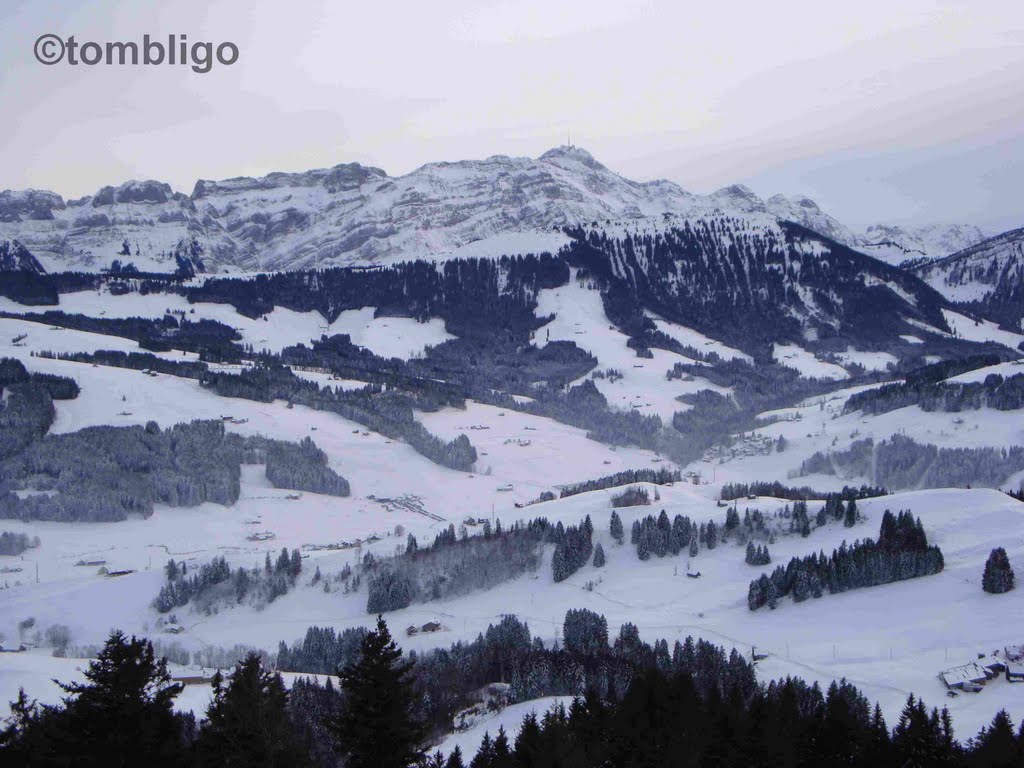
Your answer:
(1, 290), (453, 360)
(4, 482), (1024, 742)
(534, 277), (730, 421)
(943, 309), (1024, 351)
(772, 343), (849, 380)
(327, 307), (453, 360)
(3, 296), (1024, 752)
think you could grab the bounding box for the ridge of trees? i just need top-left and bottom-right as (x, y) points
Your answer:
(747, 510), (944, 610)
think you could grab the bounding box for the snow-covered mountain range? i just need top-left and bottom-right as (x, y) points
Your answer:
(913, 227), (1024, 330)
(0, 146), (989, 273)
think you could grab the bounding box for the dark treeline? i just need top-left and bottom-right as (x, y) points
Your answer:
(7, 616), (1024, 766)
(364, 520), (548, 618)
(669, 358), (853, 463)
(37, 349), (210, 379)
(277, 625), (370, 676)
(609, 486), (649, 507)
(0, 310), (243, 360)
(154, 549), (303, 614)
(745, 541), (771, 565)
(0, 420), (240, 522)
(201, 361), (478, 472)
(904, 353), (1006, 386)
(632, 510), (698, 560)
(37, 342), (479, 475)
(0, 418), (350, 522)
(1, 357), (79, 396)
(748, 510), (944, 610)
(956, 251), (1024, 334)
(719, 480), (887, 502)
(845, 370), (1024, 417)
(438, 679), (1024, 768)
(280, 610), (757, 750)
(563, 220), (949, 355)
(0, 261), (197, 306)
(0, 358), (80, 402)
(799, 434), (1024, 490)
(501, 379), (696, 463)
(183, 254), (569, 340)
(551, 516), (593, 582)
(365, 518), (552, 613)
(265, 437), (351, 497)
(557, 467), (681, 499)
(278, 332), (665, 460)
(0, 368), (58, 460)
(282, 325), (596, 401)
(27, 347), (480, 474)
(0, 530), (36, 556)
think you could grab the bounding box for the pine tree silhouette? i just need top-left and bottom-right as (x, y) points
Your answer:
(983, 547), (1015, 594)
(331, 616), (424, 768)
(195, 652), (309, 766)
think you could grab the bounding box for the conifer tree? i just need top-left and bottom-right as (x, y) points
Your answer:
(331, 616), (424, 768)
(706, 520), (718, 550)
(195, 652), (309, 767)
(41, 632), (185, 766)
(983, 547), (1015, 594)
(593, 542), (606, 568)
(609, 511), (624, 544)
(445, 745), (466, 768)
(970, 710), (1018, 768)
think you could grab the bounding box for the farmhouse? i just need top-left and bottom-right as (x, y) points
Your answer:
(940, 662), (989, 691)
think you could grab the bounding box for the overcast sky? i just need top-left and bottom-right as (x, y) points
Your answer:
(1, 0), (1022, 232)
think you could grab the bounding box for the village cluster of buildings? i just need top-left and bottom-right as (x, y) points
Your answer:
(940, 647), (1024, 695)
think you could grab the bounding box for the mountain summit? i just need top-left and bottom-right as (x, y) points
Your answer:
(0, 147), (987, 273)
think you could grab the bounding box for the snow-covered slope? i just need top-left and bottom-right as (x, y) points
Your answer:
(2, 305), (1024, 746)
(913, 228), (1024, 332)
(566, 215), (953, 355)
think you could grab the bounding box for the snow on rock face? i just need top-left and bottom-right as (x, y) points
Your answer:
(0, 190), (66, 222)
(711, 184), (766, 213)
(0, 239), (45, 273)
(92, 180), (176, 206)
(764, 194), (855, 246)
(0, 179), (231, 274)
(857, 223), (989, 265)
(5, 145), (987, 274)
